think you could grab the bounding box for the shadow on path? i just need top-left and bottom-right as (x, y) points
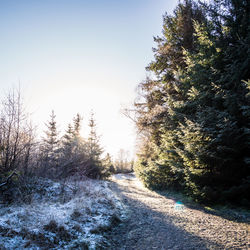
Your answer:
(106, 180), (227, 250)
(155, 189), (250, 224)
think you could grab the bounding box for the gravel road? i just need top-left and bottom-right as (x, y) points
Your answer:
(106, 173), (249, 249)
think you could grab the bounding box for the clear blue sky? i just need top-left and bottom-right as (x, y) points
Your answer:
(0, 0), (179, 159)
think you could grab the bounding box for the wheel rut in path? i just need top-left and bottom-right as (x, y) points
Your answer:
(106, 173), (249, 250)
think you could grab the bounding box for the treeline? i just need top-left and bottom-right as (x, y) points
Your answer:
(114, 149), (134, 173)
(134, 0), (250, 206)
(0, 90), (113, 189)
(39, 111), (112, 179)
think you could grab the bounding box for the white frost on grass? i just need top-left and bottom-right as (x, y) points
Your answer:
(0, 177), (125, 249)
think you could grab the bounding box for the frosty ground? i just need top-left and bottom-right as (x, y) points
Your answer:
(0, 176), (126, 249)
(0, 174), (249, 249)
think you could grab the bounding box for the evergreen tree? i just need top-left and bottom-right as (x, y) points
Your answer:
(61, 114), (84, 157)
(59, 114), (86, 178)
(73, 113), (82, 136)
(40, 110), (60, 177)
(134, 0), (206, 190)
(61, 123), (74, 158)
(87, 112), (103, 161)
(43, 111), (59, 152)
(72, 113), (85, 156)
(86, 112), (103, 178)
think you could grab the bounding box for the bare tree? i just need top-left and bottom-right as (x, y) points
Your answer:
(0, 88), (35, 182)
(0, 89), (34, 173)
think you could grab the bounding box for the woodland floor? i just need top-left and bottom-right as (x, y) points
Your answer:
(106, 173), (249, 250)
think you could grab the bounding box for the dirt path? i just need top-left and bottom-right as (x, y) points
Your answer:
(106, 173), (249, 250)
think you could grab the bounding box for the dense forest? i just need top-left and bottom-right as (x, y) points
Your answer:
(134, 0), (250, 206)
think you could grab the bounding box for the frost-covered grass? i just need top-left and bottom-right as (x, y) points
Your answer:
(0, 176), (125, 249)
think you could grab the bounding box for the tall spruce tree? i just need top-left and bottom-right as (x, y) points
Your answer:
(134, 0), (206, 190)
(59, 114), (87, 177)
(73, 113), (81, 136)
(87, 112), (103, 161)
(61, 123), (74, 158)
(72, 113), (85, 156)
(62, 114), (84, 156)
(86, 112), (103, 178)
(41, 110), (60, 177)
